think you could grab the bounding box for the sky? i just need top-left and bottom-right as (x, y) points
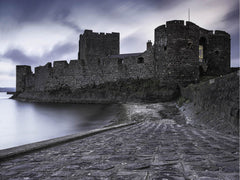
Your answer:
(0, 0), (239, 87)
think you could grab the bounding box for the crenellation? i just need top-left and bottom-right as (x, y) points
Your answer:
(214, 30), (230, 36)
(166, 20), (184, 27)
(53, 60), (68, 68)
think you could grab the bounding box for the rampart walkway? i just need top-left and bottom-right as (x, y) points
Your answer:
(0, 103), (239, 179)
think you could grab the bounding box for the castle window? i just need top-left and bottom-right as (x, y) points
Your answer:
(118, 59), (123, 65)
(199, 37), (207, 62)
(187, 40), (193, 49)
(98, 59), (101, 65)
(199, 45), (203, 62)
(164, 46), (167, 51)
(137, 57), (144, 64)
(215, 50), (219, 55)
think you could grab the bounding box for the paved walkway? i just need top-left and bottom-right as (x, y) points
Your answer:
(0, 103), (239, 179)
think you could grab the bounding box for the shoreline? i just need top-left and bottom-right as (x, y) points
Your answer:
(0, 122), (136, 162)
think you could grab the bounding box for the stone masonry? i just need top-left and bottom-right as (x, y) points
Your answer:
(0, 103), (239, 179)
(15, 20), (232, 102)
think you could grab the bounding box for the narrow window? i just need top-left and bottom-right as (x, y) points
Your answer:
(187, 41), (193, 49)
(164, 46), (167, 51)
(199, 37), (207, 62)
(137, 57), (144, 64)
(118, 59), (123, 65)
(199, 45), (203, 62)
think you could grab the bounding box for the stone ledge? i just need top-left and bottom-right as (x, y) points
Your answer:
(0, 122), (135, 161)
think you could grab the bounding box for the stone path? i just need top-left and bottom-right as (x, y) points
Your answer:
(0, 103), (239, 179)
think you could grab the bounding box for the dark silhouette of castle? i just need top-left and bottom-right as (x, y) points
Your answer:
(16, 20), (231, 102)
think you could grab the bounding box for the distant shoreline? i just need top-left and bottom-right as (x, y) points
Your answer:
(0, 87), (15, 93)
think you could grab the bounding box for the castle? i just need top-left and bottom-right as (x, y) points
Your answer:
(15, 20), (232, 102)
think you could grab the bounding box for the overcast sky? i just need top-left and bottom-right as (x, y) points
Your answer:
(0, 0), (239, 87)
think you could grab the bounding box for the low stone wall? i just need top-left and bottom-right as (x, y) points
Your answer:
(180, 71), (239, 135)
(13, 78), (180, 103)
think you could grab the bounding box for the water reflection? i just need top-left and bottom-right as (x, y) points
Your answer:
(0, 93), (119, 150)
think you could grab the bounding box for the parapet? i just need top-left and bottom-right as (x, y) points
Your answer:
(16, 66), (32, 77)
(16, 65), (32, 72)
(214, 30), (230, 37)
(82, 30), (119, 38)
(83, 29), (93, 35)
(166, 20), (184, 27)
(69, 60), (79, 66)
(186, 21), (200, 31)
(45, 62), (52, 68)
(155, 25), (166, 33)
(53, 61), (68, 68)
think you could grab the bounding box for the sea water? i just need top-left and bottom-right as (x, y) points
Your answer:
(0, 92), (119, 150)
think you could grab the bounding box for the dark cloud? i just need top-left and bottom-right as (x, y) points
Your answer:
(0, 0), (178, 32)
(140, 0), (180, 9)
(3, 49), (40, 65)
(0, 0), (55, 22)
(0, 0), (83, 33)
(222, 1), (239, 24)
(221, 1), (239, 64)
(2, 43), (77, 66)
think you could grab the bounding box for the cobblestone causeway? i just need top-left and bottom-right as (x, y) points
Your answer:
(0, 103), (239, 179)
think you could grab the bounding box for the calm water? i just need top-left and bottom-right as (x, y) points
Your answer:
(0, 92), (119, 150)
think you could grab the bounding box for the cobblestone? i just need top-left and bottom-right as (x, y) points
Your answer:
(0, 103), (239, 179)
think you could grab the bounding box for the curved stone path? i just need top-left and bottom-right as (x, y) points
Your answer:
(0, 103), (239, 179)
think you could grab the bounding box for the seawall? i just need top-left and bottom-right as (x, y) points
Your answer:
(180, 71), (239, 135)
(13, 78), (180, 103)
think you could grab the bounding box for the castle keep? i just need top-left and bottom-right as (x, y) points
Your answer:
(15, 20), (231, 102)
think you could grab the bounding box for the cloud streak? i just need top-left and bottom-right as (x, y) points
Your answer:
(2, 42), (77, 66)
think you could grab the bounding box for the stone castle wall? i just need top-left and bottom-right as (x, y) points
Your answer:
(16, 20), (232, 102)
(181, 71), (239, 135)
(17, 48), (154, 92)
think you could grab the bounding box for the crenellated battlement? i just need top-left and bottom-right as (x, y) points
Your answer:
(166, 20), (184, 27)
(53, 61), (68, 69)
(82, 29), (119, 37)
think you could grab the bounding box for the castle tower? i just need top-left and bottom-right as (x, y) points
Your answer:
(78, 30), (120, 63)
(206, 31), (231, 75)
(16, 65), (32, 92)
(154, 20), (199, 85)
(154, 20), (231, 86)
